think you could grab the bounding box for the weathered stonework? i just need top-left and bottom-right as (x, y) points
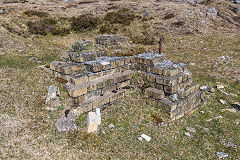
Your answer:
(48, 38), (204, 121)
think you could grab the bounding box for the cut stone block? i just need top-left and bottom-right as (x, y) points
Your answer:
(50, 61), (85, 75)
(86, 112), (98, 133)
(65, 83), (88, 97)
(158, 98), (178, 111)
(70, 74), (89, 85)
(145, 87), (165, 100)
(136, 53), (165, 66)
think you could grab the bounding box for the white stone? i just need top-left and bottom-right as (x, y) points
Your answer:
(46, 85), (60, 104)
(86, 112), (98, 133)
(109, 123), (115, 129)
(221, 108), (237, 113)
(216, 152), (228, 159)
(184, 132), (193, 138)
(219, 99), (227, 105)
(137, 137), (143, 141)
(96, 108), (101, 126)
(216, 84), (224, 89)
(141, 134), (151, 142)
(186, 126), (196, 133)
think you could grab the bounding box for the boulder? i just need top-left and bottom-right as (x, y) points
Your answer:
(55, 109), (77, 132)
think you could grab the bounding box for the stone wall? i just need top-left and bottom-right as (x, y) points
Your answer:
(48, 36), (204, 120)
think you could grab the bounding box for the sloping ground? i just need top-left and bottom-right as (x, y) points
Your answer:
(0, 0), (239, 159)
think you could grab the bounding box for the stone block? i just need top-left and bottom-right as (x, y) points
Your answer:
(65, 83), (88, 97)
(164, 85), (179, 94)
(158, 98), (177, 111)
(86, 112), (98, 133)
(73, 95), (85, 105)
(154, 83), (164, 90)
(70, 75), (89, 85)
(145, 87), (165, 100)
(153, 67), (163, 75)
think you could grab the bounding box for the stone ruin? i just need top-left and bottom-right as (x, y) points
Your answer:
(48, 34), (205, 121)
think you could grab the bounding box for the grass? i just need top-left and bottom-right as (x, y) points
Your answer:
(0, 1), (240, 159)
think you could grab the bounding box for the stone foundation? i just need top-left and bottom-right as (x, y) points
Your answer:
(48, 42), (204, 120)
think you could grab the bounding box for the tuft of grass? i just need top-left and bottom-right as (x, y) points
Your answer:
(23, 10), (49, 18)
(71, 14), (101, 32)
(104, 8), (136, 26)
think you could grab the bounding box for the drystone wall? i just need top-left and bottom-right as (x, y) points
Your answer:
(48, 35), (204, 120)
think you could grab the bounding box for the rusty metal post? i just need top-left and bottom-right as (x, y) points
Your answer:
(159, 37), (163, 54)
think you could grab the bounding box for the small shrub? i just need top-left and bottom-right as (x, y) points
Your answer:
(27, 18), (69, 36)
(163, 13), (175, 20)
(23, 10), (49, 18)
(99, 24), (118, 34)
(71, 14), (101, 32)
(104, 8), (136, 25)
(171, 21), (185, 27)
(132, 31), (156, 45)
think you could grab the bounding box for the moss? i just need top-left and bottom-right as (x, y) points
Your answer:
(71, 14), (101, 32)
(104, 8), (136, 25)
(23, 10), (49, 18)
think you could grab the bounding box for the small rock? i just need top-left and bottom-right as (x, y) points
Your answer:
(131, 6), (139, 11)
(205, 7), (217, 19)
(0, 9), (4, 14)
(184, 132), (193, 138)
(221, 108), (237, 113)
(141, 134), (151, 142)
(143, 9), (150, 16)
(46, 85), (61, 108)
(219, 99), (227, 105)
(203, 127), (209, 131)
(225, 142), (237, 148)
(189, 63), (195, 66)
(232, 102), (240, 111)
(109, 123), (115, 129)
(46, 106), (55, 111)
(200, 86), (215, 92)
(216, 84), (224, 89)
(186, 126), (196, 133)
(18, 49), (26, 53)
(207, 115), (223, 122)
(216, 152), (229, 159)
(158, 122), (164, 127)
(55, 109), (77, 132)
(200, 110), (205, 114)
(137, 137), (143, 141)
